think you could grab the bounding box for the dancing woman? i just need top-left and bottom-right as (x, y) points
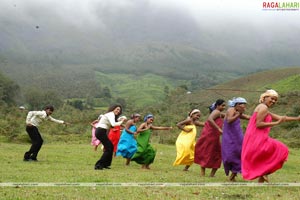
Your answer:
(242, 89), (300, 183)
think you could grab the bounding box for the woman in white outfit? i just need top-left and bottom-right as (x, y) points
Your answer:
(94, 104), (126, 170)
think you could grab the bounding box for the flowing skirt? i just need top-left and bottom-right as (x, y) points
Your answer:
(194, 117), (223, 168)
(131, 129), (156, 165)
(173, 125), (196, 166)
(91, 127), (101, 147)
(116, 125), (137, 158)
(242, 112), (288, 180)
(108, 126), (121, 153)
(222, 118), (243, 175)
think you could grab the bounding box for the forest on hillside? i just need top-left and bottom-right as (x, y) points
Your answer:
(1, 67), (300, 148)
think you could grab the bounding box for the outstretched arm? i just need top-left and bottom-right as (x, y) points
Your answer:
(137, 122), (150, 133)
(194, 120), (204, 127)
(270, 112), (300, 122)
(124, 120), (135, 134)
(49, 116), (65, 124)
(208, 110), (222, 133)
(90, 119), (99, 127)
(240, 113), (250, 120)
(177, 117), (193, 132)
(256, 105), (284, 128)
(151, 125), (172, 130)
(226, 108), (241, 124)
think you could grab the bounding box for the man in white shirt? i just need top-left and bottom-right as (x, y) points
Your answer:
(23, 105), (69, 161)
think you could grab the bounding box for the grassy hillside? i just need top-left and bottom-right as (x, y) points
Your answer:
(157, 66), (300, 116)
(267, 74), (300, 93)
(0, 61), (242, 106)
(95, 71), (188, 107)
(179, 67), (300, 108)
(93, 66), (300, 110)
(1, 67), (300, 147)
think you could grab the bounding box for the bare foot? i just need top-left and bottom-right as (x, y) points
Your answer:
(229, 173), (237, 182)
(258, 175), (269, 183)
(258, 177), (264, 183)
(263, 175), (269, 183)
(183, 165), (190, 171)
(210, 168), (217, 177)
(200, 167), (205, 177)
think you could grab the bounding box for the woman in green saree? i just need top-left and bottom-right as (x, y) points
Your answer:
(131, 114), (172, 169)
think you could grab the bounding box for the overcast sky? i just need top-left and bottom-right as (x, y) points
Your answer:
(1, 0), (300, 59)
(1, 0), (299, 29)
(1, 0), (300, 74)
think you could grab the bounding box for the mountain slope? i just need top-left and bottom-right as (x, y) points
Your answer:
(163, 67), (300, 118)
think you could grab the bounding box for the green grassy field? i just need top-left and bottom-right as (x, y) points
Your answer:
(95, 71), (188, 107)
(1, 142), (300, 200)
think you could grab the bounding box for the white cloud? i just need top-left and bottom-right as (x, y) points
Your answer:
(2, 0), (299, 25)
(1, 0), (299, 34)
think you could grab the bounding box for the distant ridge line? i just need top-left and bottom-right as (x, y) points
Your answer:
(205, 88), (265, 93)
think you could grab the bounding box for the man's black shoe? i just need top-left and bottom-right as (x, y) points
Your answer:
(94, 165), (104, 170)
(23, 158), (38, 162)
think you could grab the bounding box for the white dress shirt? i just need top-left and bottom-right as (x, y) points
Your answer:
(26, 110), (64, 127)
(96, 112), (123, 129)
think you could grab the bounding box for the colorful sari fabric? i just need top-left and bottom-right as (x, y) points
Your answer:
(91, 126), (101, 147)
(194, 117), (223, 168)
(173, 125), (197, 166)
(242, 112), (288, 180)
(108, 126), (121, 153)
(116, 125), (137, 158)
(131, 129), (156, 165)
(222, 118), (243, 175)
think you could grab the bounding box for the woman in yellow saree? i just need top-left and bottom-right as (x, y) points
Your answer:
(173, 109), (204, 171)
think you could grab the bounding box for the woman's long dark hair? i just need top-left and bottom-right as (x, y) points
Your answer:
(208, 99), (225, 113)
(107, 104), (123, 122)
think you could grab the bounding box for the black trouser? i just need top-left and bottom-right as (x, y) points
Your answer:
(24, 126), (43, 160)
(95, 128), (113, 168)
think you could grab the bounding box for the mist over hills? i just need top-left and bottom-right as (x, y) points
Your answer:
(1, 0), (300, 100)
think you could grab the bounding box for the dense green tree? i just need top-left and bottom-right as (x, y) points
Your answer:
(164, 85), (169, 95)
(102, 86), (112, 98)
(115, 97), (126, 110)
(0, 71), (20, 105)
(178, 84), (188, 91)
(24, 88), (63, 110)
(86, 95), (94, 108)
(70, 99), (84, 110)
